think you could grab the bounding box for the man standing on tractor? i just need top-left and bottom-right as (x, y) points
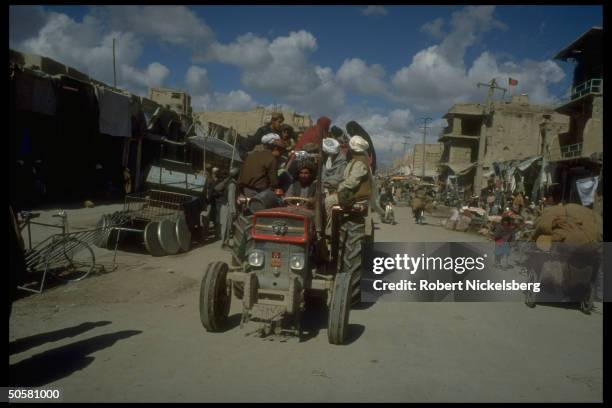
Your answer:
(324, 135), (372, 236)
(321, 137), (347, 195)
(240, 112), (285, 154)
(237, 133), (286, 198)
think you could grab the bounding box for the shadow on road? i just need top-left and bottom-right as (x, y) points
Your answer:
(9, 330), (142, 387)
(218, 314), (243, 333)
(345, 324), (366, 345)
(10, 321), (112, 355)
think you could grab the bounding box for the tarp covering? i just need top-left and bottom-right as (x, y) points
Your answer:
(146, 165), (206, 193)
(188, 135), (243, 163)
(442, 162), (476, 176)
(516, 155), (542, 172)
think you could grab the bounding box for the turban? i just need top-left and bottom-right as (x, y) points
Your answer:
(322, 138), (340, 154)
(349, 135), (369, 153)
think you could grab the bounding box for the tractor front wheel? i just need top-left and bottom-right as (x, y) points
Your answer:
(199, 262), (231, 332)
(328, 272), (352, 345)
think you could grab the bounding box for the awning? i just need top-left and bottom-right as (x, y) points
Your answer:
(188, 135), (243, 163)
(516, 156), (542, 171)
(441, 162), (476, 176)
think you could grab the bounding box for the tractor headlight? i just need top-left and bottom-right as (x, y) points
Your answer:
(290, 254), (305, 270)
(248, 250), (265, 267)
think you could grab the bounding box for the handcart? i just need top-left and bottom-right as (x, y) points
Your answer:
(106, 189), (197, 256)
(521, 243), (599, 314)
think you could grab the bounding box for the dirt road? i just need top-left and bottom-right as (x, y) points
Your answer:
(9, 204), (603, 402)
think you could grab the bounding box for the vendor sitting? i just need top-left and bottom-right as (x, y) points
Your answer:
(284, 160), (317, 203)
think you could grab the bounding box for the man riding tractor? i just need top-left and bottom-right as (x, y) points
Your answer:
(198, 133), (374, 345)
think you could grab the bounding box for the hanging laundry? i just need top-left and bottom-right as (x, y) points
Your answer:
(14, 70), (57, 116)
(95, 87), (132, 137)
(576, 176), (599, 206)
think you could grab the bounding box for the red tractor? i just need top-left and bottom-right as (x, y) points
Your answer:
(198, 186), (374, 344)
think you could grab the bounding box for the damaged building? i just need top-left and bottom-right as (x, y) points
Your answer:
(550, 26), (602, 213)
(438, 95), (569, 201)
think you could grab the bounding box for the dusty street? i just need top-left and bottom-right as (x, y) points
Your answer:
(9, 204), (603, 402)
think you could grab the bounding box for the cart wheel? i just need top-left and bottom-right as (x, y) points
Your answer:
(175, 215), (192, 253)
(158, 218), (180, 255)
(525, 269), (536, 308)
(328, 272), (352, 345)
(144, 221), (165, 257)
(51, 238), (96, 282)
(199, 262), (231, 332)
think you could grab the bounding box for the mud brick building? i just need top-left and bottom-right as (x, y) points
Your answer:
(438, 96), (568, 197)
(195, 106), (313, 137)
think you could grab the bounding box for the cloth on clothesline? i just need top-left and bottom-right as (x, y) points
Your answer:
(95, 87), (131, 137)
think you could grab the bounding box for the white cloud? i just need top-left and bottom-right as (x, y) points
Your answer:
(336, 58), (389, 97)
(333, 107), (432, 166)
(11, 9), (172, 96)
(205, 30), (346, 117)
(361, 6), (388, 16)
(185, 66), (209, 94)
(192, 90), (256, 112)
(391, 6), (563, 112)
(420, 17), (445, 39)
(467, 52), (565, 104)
(121, 62), (170, 94)
(101, 6), (214, 47)
(437, 6), (507, 66)
(202, 33), (271, 68)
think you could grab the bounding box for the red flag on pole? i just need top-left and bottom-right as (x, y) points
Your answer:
(509, 77), (518, 86)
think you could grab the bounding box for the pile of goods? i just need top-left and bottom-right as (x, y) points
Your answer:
(530, 204), (602, 295)
(532, 203), (602, 246)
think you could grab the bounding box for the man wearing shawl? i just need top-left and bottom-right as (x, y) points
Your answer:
(321, 137), (347, 194)
(294, 116), (331, 151)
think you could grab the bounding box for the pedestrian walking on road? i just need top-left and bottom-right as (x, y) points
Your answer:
(493, 215), (515, 268)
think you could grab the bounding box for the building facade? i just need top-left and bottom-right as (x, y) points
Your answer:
(551, 26), (603, 213)
(194, 106), (313, 137)
(438, 96), (568, 197)
(405, 143), (444, 179)
(149, 87), (192, 118)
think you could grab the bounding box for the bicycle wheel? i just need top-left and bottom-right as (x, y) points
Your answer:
(50, 238), (96, 282)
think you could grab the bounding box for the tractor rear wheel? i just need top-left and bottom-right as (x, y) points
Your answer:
(199, 262), (231, 332)
(338, 217), (366, 305)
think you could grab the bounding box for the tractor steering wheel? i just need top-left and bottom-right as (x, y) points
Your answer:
(283, 196), (314, 207)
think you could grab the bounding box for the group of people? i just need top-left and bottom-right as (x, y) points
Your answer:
(206, 113), (377, 249)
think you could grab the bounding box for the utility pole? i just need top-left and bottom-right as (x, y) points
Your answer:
(419, 117), (432, 179)
(112, 38), (117, 88)
(401, 136), (411, 175)
(477, 78), (507, 111)
(473, 78), (507, 198)
(402, 135), (411, 156)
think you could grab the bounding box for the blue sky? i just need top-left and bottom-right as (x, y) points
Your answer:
(9, 5), (603, 164)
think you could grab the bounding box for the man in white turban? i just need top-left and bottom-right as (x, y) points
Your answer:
(323, 135), (373, 235)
